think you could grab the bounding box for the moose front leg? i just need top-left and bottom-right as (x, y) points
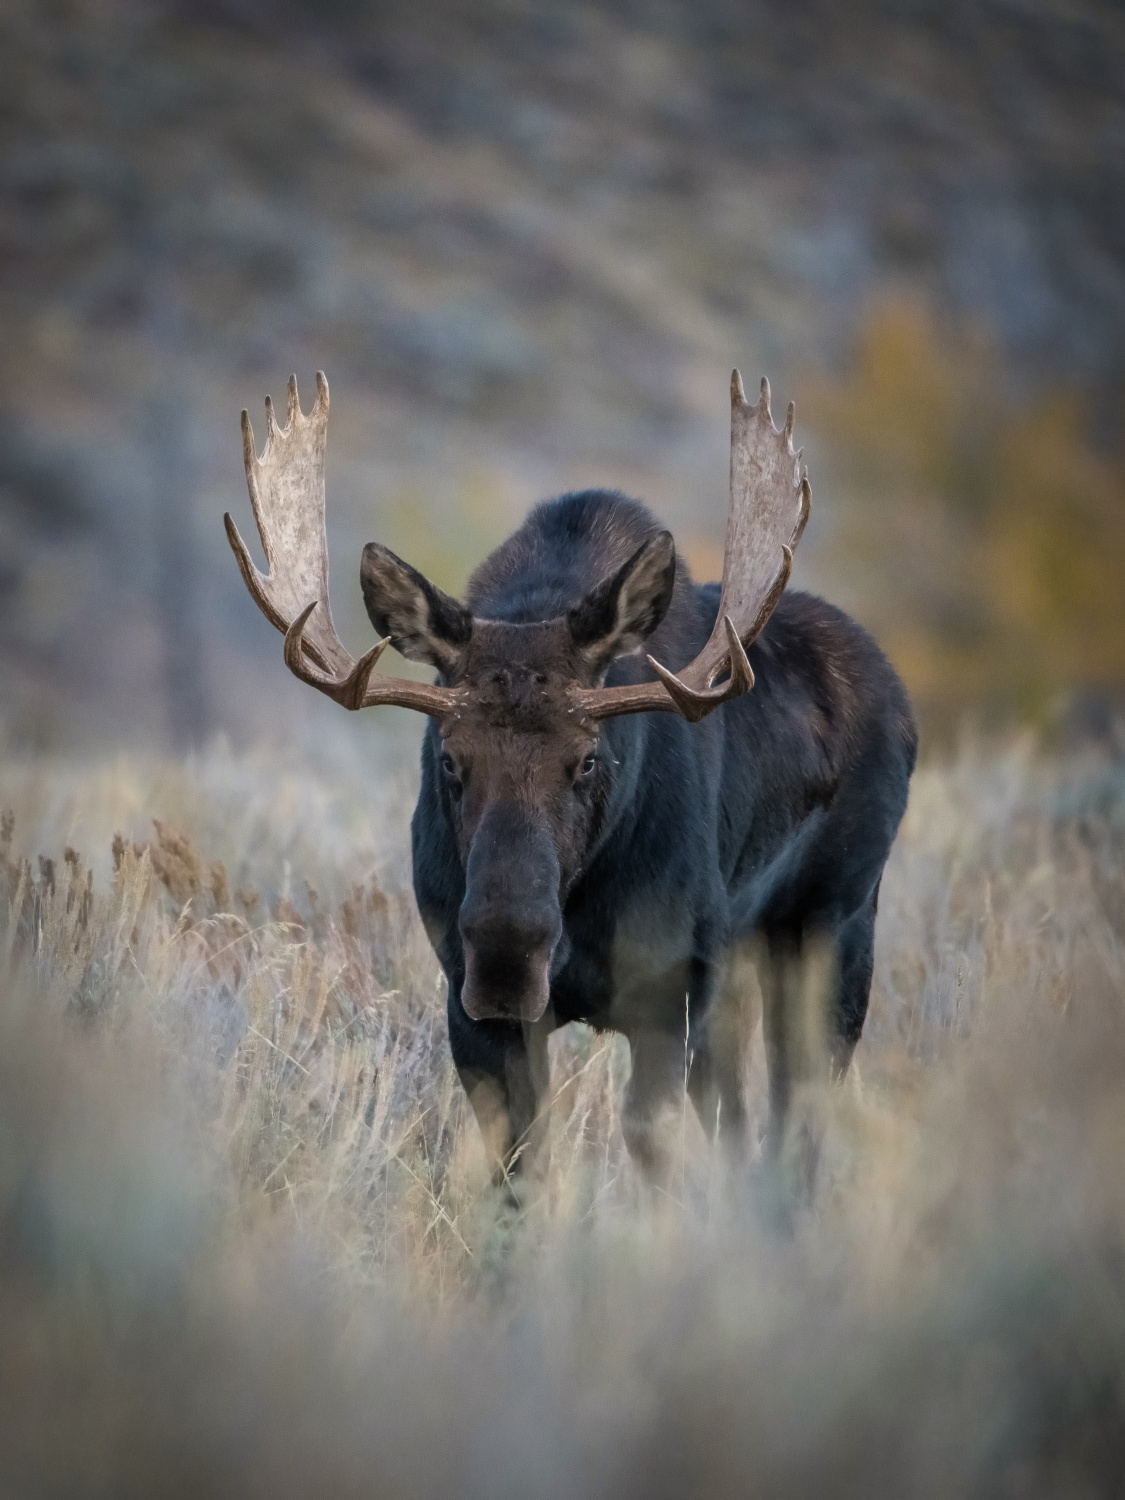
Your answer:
(621, 955), (729, 1192)
(447, 985), (551, 1194)
(621, 1028), (687, 1190)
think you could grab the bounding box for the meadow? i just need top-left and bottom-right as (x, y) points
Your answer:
(1, 727), (1123, 1495)
(3, 0), (1123, 1489)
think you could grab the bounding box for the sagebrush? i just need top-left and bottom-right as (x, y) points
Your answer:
(1, 732), (1123, 1496)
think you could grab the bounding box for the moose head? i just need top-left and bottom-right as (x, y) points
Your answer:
(225, 372), (809, 1024)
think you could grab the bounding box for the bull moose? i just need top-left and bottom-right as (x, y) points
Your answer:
(225, 371), (916, 1191)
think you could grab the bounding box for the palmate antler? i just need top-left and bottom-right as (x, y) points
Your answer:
(224, 373), (458, 717)
(572, 371), (810, 723)
(227, 369), (807, 726)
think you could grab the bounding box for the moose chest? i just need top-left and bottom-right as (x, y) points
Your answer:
(550, 878), (703, 1032)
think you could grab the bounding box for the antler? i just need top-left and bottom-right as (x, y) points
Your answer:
(574, 371), (810, 723)
(224, 372), (459, 717)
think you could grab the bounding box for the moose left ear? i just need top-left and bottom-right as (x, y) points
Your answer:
(567, 532), (676, 676)
(360, 543), (473, 675)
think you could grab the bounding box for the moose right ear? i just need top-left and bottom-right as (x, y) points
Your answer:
(360, 544), (473, 675)
(567, 532), (676, 677)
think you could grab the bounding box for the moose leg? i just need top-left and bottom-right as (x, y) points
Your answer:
(758, 930), (797, 1158)
(758, 895), (879, 1203)
(757, 926), (838, 1176)
(447, 987), (551, 1193)
(828, 884), (879, 1080)
(621, 1028), (687, 1189)
(687, 945), (759, 1162)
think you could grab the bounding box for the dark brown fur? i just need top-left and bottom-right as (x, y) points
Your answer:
(361, 490), (916, 1188)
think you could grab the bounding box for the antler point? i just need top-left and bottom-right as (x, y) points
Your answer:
(722, 614), (755, 693)
(648, 654), (710, 721)
(264, 394), (280, 442)
(282, 600), (320, 676)
(344, 635), (391, 710)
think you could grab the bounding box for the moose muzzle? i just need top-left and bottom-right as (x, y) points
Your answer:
(458, 809), (563, 1023)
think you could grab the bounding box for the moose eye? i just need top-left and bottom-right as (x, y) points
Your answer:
(440, 752), (461, 788)
(578, 752), (597, 779)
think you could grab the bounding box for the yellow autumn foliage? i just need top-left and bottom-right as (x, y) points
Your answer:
(806, 301), (1125, 730)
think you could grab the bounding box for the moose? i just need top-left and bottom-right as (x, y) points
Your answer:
(225, 371), (916, 1191)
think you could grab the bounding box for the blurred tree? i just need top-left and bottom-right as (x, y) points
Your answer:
(805, 300), (1125, 733)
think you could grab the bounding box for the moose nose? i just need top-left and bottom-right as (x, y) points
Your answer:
(459, 907), (559, 959)
(458, 809), (563, 1022)
(459, 809), (562, 949)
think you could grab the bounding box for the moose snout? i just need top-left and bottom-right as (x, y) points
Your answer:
(458, 810), (563, 1023)
(459, 906), (560, 959)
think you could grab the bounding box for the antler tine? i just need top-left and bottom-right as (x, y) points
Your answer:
(647, 614), (755, 721)
(282, 602), (460, 716)
(282, 602), (392, 710)
(576, 370), (810, 723)
(226, 371), (459, 719)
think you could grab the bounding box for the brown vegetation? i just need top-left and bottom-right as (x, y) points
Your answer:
(1, 734), (1123, 1494)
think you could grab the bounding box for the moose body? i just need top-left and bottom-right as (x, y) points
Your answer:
(226, 370), (916, 1187)
(412, 491), (916, 1179)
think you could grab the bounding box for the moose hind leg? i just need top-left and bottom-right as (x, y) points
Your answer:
(757, 926), (839, 1179)
(758, 930), (799, 1159)
(757, 894), (879, 1206)
(829, 884), (879, 1080)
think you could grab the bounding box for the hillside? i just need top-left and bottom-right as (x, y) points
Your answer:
(2, 0), (1123, 747)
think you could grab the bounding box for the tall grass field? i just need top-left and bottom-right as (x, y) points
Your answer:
(1, 731), (1123, 1495)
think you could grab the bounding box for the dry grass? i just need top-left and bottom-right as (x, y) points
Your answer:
(1, 731), (1123, 1496)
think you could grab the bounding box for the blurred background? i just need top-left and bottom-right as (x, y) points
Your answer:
(2, 0), (1123, 753)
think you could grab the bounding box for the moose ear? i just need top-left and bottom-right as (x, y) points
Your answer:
(360, 544), (473, 675)
(567, 532), (676, 676)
